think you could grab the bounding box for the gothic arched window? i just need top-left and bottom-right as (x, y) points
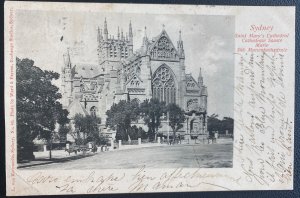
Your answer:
(152, 65), (176, 104)
(90, 106), (97, 117)
(187, 99), (199, 111)
(114, 46), (117, 57)
(109, 45), (113, 57)
(125, 47), (128, 57)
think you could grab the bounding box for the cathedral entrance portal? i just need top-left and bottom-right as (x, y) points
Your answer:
(188, 113), (207, 137)
(190, 119), (200, 134)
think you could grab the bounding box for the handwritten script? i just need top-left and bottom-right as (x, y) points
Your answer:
(24, 167), (242, 194)
(234, 50), (293, 187)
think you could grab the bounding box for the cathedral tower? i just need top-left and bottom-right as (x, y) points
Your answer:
(97, 18), (134, 72)
(61, 49), (73, 108)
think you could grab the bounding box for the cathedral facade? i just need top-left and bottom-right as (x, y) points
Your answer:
(61, 19), (208, 139)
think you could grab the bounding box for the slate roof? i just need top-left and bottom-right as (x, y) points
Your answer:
(73, 63), (102, 79)
(67, 99), (89, 118)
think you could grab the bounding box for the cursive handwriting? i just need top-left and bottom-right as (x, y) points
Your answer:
(234, 51), (293, 187)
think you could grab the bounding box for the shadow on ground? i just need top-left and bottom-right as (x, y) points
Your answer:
(21, 142), (234, 170)
(18, 153), (96, 169)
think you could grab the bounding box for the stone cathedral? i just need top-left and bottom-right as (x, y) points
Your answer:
(61, 19), (208, 139)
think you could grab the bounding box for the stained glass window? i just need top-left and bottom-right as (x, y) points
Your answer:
(152, 65), (176, 104)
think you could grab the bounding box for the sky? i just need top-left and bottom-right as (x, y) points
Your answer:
(15, 10), (234, 118)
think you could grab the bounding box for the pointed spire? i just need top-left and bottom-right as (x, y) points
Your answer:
(179, 29), (182, 41)
(97, 26), (100, 42)
(121, 28), (124, 40)
(65, 48), (71, 68)
(177, 29), (184, 58)
(142, 26), (148, 47)
(129, 20), (133, 45)
(104, 17), (108, 40)
(129, 20), (133, 37)
(144, 26), (147, 38)
(198, 67), (203, 86)
(178, 29), (183, 47)
(142, 26), (148, 54)
(104, 17), (108, 34)
(117, 26), (120, 40)
(97, 27), (103, 41)
(67, 48), (71, 67)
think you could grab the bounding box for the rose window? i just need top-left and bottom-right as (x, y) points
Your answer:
(152, 65), (176, 104)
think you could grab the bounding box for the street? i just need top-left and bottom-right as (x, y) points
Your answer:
(22, 141), (233, 169)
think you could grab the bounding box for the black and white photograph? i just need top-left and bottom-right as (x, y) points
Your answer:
(15, 10), (235, 170)
(5, 2), (296, 196)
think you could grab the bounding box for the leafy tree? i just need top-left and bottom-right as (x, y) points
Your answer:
(207, 114), (221, 135)
(127, 125), (145, 140)
(58, 124), (70, 142)
(106, 100), (140, 141)
(138, 127), (147, 139)
(16, 58), (69, 161)
(128, 125), (138, 140)
(167, 103), (185, 143)
(115, 125), (127, 141)
(221, 117), (234, 134)
(73, 114), (101, 145)
(140, 98), (166, 141)
(207, 114), (234, 136)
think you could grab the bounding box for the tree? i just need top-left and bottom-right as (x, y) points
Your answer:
(140, 98), (166, 141)
(58, 124), (70, 142)
(221, 117), (234, 135)
(106, 100), (140, 141)
(167, 103), (185, 143)
(207, 114), (221, 136)
(73, 114), (101, 145)
(16, 58), (69, 161)
(115, 125), (127, 141)
(207, 114), (234, 136)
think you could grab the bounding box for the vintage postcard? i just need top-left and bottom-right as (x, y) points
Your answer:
(5, 1), (295, 196)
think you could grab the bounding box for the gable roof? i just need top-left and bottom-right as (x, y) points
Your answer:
(185, 74), (201, 90)
(132, 29), (180, 60)
(147, 29), (179, 57)
(125, 73), (143, 86)
(67, 99), (89, 118)
(73, 63), (102, 79)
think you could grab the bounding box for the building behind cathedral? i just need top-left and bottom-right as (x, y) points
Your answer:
(61, 18), (208, 140)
